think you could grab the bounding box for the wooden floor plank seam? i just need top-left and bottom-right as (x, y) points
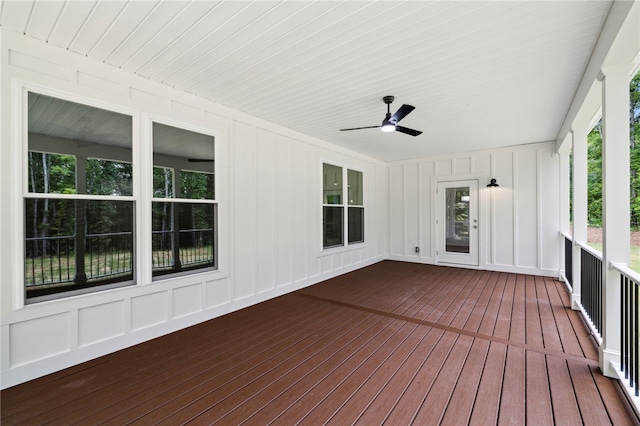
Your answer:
(295, 292), (599, 367)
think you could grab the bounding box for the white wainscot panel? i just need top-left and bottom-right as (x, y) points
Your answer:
(130, 88), (169, 109)
(172, 100), (202, 119)
(515, 151), (538, 268)
(492, 152), (514, 266)
(10, 313), (70, 366)
(256, 129), (276, 293)
(419, 162), (435, 258)
(232, 121), (257, 299)
(77, 72), (127, 97)
(473, 154), (491, 174)
(78, 301), (125, 347)
(321, 254), (334, 275)
(353, 247), (363, 265)
(292, 142), (308, 283)
(205, 278), (231, 308)
(343, 249), (354, 267)
(276, 135), (293, 287)
(389, 165), (404, 256)
(173, 284), (204, 319)
(404, 164), (419, 257)
(453, 157), (471, 175)
(539, 148), (560, 271)
(131, 291), (168, 331)
(436, 159), (452, 176)
(9, 49), (72, 81)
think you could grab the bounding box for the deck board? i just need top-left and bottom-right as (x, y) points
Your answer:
(1, 261), (637, 425)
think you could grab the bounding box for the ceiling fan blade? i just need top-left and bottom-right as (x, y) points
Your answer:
(339, 125), (380, 131)
(390, 104), (415, 124)
(395, 126), (422, 137)
(188, 158), (215, 162)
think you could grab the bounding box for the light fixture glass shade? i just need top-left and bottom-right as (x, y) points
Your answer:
(380, 121), (395, 132)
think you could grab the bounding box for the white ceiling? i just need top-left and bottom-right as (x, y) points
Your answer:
(1, 0), (612, 162)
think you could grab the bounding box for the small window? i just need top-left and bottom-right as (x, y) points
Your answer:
(348, 169), (364, 244)
(25, 92), (134, 302)
(322, 163), (364, 249)
(152, 122), (217, 278)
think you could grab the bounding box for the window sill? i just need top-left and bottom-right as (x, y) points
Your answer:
(317, 242), (366, 258)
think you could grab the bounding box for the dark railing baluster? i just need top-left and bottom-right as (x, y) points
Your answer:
(26, 228), (213, 290)
(631, 283), (640, 396)
(617, 265), (640, 398)
(580, 247), (603, 336)
(564, 236), (572, 285)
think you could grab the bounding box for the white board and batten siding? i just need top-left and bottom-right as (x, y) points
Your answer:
(387, 143), (561, 277)
(0, 30), (388, 389)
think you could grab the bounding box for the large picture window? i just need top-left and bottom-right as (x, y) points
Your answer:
(322, 163), (364, 249)
(25, 92), (134, 302)
(152, 122), (217, 278)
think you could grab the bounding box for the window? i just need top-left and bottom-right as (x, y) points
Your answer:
(322, 163), (364, 249)
(152, 122), (217, 278)
(25, 92), (134, 302)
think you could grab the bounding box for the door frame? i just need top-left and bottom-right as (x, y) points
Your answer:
(430, 174), (487, 268)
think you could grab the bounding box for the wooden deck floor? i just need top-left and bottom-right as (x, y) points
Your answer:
(2, 261), (639, 425)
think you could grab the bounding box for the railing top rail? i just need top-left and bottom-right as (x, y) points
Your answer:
(26, 235), (75, 241)
(561, 231), (572, 241)
(611, 262), (640, 284)
(152, 228), (214, 234)
(86, 231), (132, 237)
(575, 240), (603, 260)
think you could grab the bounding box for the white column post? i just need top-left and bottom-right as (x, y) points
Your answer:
(571, 127), (588, 310)
(599, 66), (630, 377)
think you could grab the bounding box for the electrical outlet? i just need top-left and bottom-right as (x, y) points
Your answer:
(415, 246), (420, 253)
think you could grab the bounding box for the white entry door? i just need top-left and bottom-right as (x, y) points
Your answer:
(436, 179), (479, 265)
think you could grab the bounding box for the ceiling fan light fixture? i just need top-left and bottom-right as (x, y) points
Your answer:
(380, 121), (395, 132)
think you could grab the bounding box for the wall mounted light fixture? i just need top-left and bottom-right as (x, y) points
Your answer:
(486, 178), (499, 187)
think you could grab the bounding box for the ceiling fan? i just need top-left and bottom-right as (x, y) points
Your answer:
(340, 96), (422, 136)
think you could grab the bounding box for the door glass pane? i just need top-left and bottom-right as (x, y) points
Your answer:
(445, 187), (470, 253)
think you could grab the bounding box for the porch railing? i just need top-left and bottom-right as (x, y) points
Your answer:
(579, 243), (603, 338)
(152, 228), (214, 272)
(26, 228), (214, 288)
(617, 263), (639, 398)
(25, 235), (75, 286)
(564, 234), (573, 286)
(25, 232), (133, 287)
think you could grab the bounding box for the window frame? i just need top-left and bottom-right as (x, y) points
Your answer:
(150, 119), (219, 281)
(18, 86), (225, 306)
(22, 88), (138, 304)
(321, 162), (365, 252)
